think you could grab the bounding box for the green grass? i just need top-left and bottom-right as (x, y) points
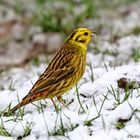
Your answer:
(34, 0), (97, 33)
(87, 63), (94, 82)
(75, 85), (86, 114)
(0, 117), (11, 137)
(107, 84), (136, 107)
(8, 80), (15, 91)
(128, 102), (140, 122)
(115, 120), (126, 129)
(49, 111), (79, 137)
(84, 93), (108, 126)
(115, 106), (134, 130)
(107, 86), (121, 106)
(132, 48), (140, 62)
(38, 12), (62, 32)
(17, 122), (32, 139)
(1, 94), (25, 118)
(31, 57), (40, 66)
(1, 0), (137, 35)
(132, 26), (140, 35)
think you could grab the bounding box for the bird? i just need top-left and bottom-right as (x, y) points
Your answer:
(4, 27), (94, 116)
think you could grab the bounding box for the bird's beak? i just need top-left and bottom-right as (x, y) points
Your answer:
(88, 28), (96, 36)
(87, 28), (96, 37)
(91, 30), (96, 37)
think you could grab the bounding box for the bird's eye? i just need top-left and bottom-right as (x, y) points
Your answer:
(84, 32), (88, 36)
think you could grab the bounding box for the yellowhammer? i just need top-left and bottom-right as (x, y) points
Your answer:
(4, 27), (94, 116)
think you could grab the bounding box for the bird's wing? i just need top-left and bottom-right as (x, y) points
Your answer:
(29, 66), (76, 94)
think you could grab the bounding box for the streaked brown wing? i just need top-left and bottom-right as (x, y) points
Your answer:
(29, 67), (76, 94)
(29, 44), (77, 95)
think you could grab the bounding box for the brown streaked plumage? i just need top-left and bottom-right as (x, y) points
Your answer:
(4, 27), (93, 116)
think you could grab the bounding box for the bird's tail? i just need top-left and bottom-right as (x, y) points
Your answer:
(10, 102), (24, 114)
(3, 92), (47, 116)
(3, 94), (33, 116)
(3, 100), (27, 116)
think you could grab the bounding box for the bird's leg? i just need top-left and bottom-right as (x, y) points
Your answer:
(51, 98), (59, 113)
(57, 96), (69, 109)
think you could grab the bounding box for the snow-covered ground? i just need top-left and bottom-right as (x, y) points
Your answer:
(0, 34), (140, 140)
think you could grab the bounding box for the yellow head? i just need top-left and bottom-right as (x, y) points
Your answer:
(67, 27), (93, 51)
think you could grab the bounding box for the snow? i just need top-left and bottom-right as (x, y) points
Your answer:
(1, 58), (140, 139)
(0, 136), (14, 140)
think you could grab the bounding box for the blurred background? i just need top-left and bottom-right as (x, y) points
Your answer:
(0, 0), (140, 72)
